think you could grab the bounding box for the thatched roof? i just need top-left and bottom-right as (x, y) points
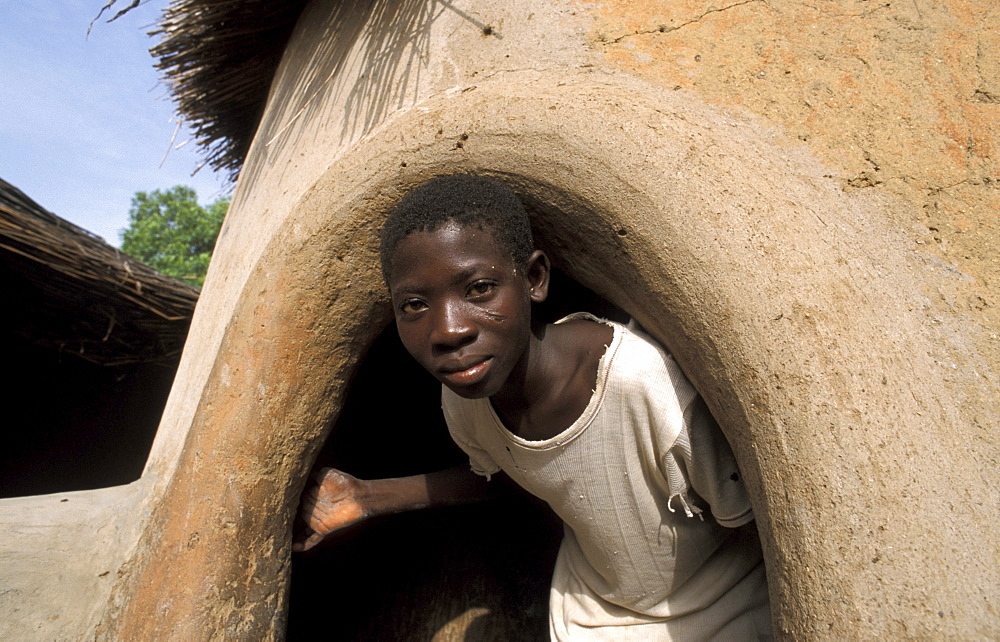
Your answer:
(0, 178), (199, 366)
(150, 0), (308, 179)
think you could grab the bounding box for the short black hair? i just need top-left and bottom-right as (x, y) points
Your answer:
(380, 175), (534, 281)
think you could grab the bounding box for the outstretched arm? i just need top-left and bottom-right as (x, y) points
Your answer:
(293, 464), (501, 552)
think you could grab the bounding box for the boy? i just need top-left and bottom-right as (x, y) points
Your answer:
(294, 175), (771, 639)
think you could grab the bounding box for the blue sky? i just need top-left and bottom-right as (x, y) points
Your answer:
(1, 1), (230, 246)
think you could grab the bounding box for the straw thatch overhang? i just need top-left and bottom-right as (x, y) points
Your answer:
(152, 0), (309, 179)
(0, 178), (198, 367)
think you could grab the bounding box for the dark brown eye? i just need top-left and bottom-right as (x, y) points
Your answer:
(399, 299), (427, 314)
(468, 280), (495, 297)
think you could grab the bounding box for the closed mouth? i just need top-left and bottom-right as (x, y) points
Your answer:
(439, 356), (493, 386)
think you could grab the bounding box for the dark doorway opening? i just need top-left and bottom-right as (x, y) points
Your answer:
(0, 336), (175, 498)
(287, 269), (624, 640)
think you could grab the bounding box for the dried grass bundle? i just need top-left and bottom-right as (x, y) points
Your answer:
(150, 0), (307, 179)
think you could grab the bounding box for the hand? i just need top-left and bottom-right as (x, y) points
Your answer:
(293, 468), (368, 552)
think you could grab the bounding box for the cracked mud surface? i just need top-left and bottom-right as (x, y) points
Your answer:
(586, 0), (998, 377)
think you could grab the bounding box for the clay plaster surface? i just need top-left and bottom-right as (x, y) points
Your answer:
(587, 0), (1000, 423)
(0, 482), (147, 639)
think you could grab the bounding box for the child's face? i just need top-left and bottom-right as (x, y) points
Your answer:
(387, 222), (547, 399)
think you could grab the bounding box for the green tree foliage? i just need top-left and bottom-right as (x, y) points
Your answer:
(120, 186), (228, 288)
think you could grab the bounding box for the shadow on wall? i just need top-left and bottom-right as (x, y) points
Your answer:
(256, 0), (493, 191)
(286, 270), (625, 639)
(260, 0), (433, 167)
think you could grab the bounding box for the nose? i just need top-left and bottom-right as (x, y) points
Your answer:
(429, 300), (476, 352)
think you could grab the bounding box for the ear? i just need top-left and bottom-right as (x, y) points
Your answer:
(525, 250), (550, 303)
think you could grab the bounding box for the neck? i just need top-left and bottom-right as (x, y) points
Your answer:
(487, 316), (615, 441)
(489, 322), (552, 429)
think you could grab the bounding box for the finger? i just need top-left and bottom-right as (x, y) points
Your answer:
(292, 526), (313, 553)
(302, 531), (325, 551)
(314, 467), (332, 484)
